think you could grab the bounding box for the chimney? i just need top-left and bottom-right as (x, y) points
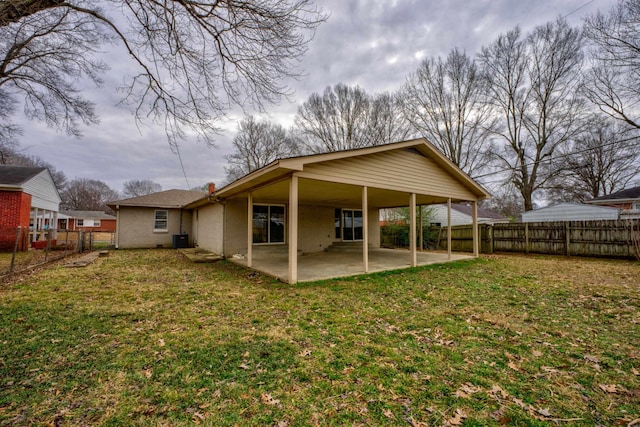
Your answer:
(208, 182), (216, 194)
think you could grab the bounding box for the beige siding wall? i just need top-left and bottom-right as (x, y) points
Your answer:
(224, 198), (248, 255)
(368, 207), (380, 248)
(300, 149), (477, 200)
(116, 207), (192, 249)
(298, 205), (335, 253)
(193, 203), (224, 254)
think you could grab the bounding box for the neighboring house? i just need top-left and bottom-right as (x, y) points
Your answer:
(520, 202), (620, 223)
(0, 165), (61, 251)
(108, 190), (206, 249)
(428, 203), (510, 226)
(585, 186), (640, 219)
(58, 211), (117, 232)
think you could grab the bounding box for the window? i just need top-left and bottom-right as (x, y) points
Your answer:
(77, 219), (84, 226)
(252, 204), (285, 244)
(154, 210), (168, 232)
(340, 209), (363, 241)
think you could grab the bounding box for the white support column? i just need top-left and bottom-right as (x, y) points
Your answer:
(472, 200), (479, 257)
(52, 211), (58, 240)
(247, 192), (253, 268)
(33, 208), (38, 242)
(362, 186), (369, 273)
(418, 205), (423, 252)
(447, 198), (452, 260)
(410, 193), (417, 267)
(288, 176), (299, 284)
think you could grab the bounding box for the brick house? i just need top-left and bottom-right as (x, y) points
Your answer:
(58, 211), (117, 232)
(0, 165), (61, 251)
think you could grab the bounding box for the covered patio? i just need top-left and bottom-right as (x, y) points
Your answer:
(230, 246), (474, 282)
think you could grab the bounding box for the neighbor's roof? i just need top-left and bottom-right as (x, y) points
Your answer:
(215, 138), (491, 200)
(0, 165), (47, 188)
(60, 210), (116, 220)
(450, 203), (508, 220)
(586, 186), (640, 204)
(108, 189), (206, 209)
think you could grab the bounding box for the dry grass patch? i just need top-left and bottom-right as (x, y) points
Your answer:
(0, 250), (638, 426)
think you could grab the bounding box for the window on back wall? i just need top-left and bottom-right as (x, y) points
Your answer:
(77, 219), (84, 226)
(154, 210), (169, 232)
(252, 204), (285, 244)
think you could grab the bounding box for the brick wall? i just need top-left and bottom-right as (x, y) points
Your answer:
(0, 191), (32, 251)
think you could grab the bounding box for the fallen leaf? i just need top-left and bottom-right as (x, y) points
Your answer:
(212, 389), (221, 399)
(242, 351), (250, 358)
(598, 384), (627, 394)
(238, 363), (251, 370)
(298, 349), (312, 357)
(532, 349), (543, 357)
(489, 384), (509, 399)
(537, 408), (552, 417)
(584, 355), (599, 364)
(444, 409), (467, 426)
(508, 361), (520, 371)
(144, 368), (152, 378)
(632, 367), (639, 376)
(261, 392), (280, 406)
(158, 338), (165, 347)
(382, 408), (395, 419)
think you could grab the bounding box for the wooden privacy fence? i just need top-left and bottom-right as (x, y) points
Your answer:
(431, 220), (639, 258)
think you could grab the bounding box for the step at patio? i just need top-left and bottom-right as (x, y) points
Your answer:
(326, 241), (366, 252)
(251, 245), (303, 256)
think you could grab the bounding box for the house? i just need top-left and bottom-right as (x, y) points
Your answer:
(108, 189), (206, 249)
(585, 186), (640, 219)
(111, 139), (491, 282)
(58, 211), (117, 232)
(520, 202), (620, 223)
(185, 138), (490, 283)
(0, 165), (61, 251)
(428, 203), (510, 226)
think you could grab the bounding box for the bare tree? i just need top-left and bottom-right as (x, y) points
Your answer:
(122, 179), (162, 198)
(225, 115), (300, 182)
(547, 116), (640, 202)
(294, 84), (410, 153)
(401, 48), (495, 176)
(480, 186), (523, 220)
(0, 1), (325, 148)
(478, 19), (584, 211)
(295, 83), (371, 153)
(366, 92), (412, 147)
(61, 178), (120, 213)
(583, 0), (640, 129)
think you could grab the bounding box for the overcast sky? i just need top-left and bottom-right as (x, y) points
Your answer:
(14, 0), (607, 194)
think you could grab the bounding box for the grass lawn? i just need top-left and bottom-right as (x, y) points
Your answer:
(1, 250), (638, 426)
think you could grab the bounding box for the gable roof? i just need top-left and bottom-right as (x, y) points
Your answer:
(450, 203), (507, 220)
(215, 138), (490, 202)
(586, 186), (640, 204)
(0, 165), (48, 188)
(108, 189), (206, 209)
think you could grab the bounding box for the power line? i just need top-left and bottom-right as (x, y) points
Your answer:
(175, 145), (191, 189)
(472, 133), (640, 182)
(562, 0), (596, 19)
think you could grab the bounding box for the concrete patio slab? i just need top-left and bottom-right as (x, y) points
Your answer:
(229, 248), (474, 282)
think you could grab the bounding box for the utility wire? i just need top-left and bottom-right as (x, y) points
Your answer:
(471, 133), (640, 181)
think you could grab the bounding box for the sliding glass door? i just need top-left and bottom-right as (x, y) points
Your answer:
(342, 209), (363, 241)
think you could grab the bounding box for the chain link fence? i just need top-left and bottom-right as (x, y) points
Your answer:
(0, 227), (115, 276)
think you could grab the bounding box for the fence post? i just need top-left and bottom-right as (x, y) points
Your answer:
(565, 222), (571, 256)
(45, 230), (52, 262)
(489, 224), (494, 254)
(9, 227), (21, 273)
(525, 223), (529, 254)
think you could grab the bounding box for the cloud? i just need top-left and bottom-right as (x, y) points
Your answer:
(13, 0), (598, 192)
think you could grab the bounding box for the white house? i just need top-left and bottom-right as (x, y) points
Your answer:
(427, 203), (509, 226)
(520, 202), (619, 223)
